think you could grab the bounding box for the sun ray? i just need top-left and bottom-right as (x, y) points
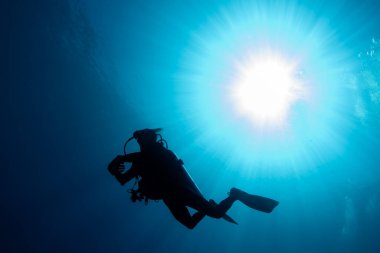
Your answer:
(176, 1), (355, 176)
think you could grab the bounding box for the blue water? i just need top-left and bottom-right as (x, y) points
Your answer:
(3, 0), (380, 252)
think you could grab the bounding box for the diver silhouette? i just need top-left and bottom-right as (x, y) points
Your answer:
(108, 128), (279, 229)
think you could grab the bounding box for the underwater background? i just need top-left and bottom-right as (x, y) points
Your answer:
(2, 0), (380, 252)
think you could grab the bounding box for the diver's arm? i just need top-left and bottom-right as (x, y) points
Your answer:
(108, 154), (139, 185)
(114, 167), (137, 185)
(120, 152), (141, 163)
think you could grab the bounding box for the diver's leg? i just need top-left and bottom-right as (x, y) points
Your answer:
(211, 196), (236, 216)
(185, 193), (237, 219)
(163, 198), (206, 229)
(188, 188), (279, 216)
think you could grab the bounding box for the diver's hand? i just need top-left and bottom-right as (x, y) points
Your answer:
(107, 155), (126, 175)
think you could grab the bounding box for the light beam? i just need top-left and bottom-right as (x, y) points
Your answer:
(177, 1), (355, 176)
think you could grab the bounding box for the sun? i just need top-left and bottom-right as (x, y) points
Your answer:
(230, 51), (305, 127)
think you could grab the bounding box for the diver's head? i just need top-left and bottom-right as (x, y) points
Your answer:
(123, 128), (166, 155)
(133, 128), (162, 148)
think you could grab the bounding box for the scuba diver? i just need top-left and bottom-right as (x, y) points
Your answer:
(108, 128), (279, 229)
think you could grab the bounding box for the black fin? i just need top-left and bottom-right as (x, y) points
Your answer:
(240, 194), (279, 213)
(222, 214), (238, 225)
(232, 188), (279, 213)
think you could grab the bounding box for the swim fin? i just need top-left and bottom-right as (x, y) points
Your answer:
(231, 188), (279, 213)
(223, 214), (238, 225)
